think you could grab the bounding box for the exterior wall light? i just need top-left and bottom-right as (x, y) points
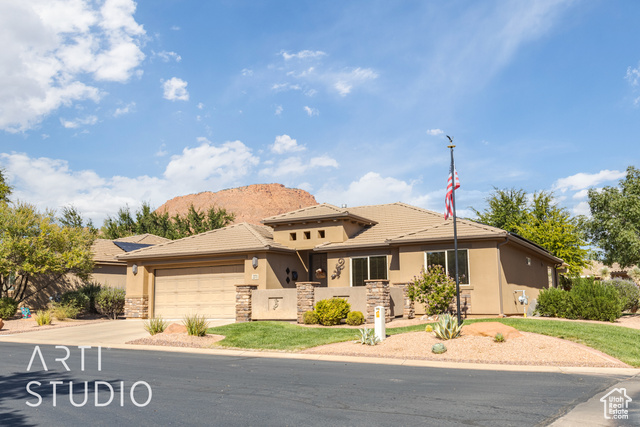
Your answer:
(132, 264), (138, 275)
(252, 256), (259, 269)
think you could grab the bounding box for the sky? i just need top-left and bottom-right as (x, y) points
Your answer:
(1, 0), (639, 226)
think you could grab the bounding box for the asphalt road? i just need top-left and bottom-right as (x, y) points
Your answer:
(0, 343), (631, 426)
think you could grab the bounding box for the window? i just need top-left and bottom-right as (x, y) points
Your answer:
(289, 232), (297, 241)
(318, 230), (325, 239)
(351, 256), (388, 287)
(426, 250), (470, 285)
(303, 231), (311, 240)
(526, 257), (531, 266)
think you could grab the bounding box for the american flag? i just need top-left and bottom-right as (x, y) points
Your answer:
(444, 165), (460, 220)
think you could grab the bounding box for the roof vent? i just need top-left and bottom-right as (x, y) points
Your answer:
(341, 204), (347, 208)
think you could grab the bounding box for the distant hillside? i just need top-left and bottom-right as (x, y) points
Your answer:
(156, 183), (318, 225)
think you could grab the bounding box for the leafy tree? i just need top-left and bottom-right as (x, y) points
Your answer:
(586, 166), (640, 268)
(407, 265), (457, 315)
(0, 203), (95, 303)
(101, 202), (235, 240)
(58, 205), (98, 235)
(472, 189), (587, 276)
(0, 169), (12, 204)
(470, 188), (527, 233)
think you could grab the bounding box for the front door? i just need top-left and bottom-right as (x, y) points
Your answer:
(309, 253), (328, 287)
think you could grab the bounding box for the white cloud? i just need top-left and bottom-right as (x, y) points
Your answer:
(271, 82), (301, 92)
(241, 68), (253, 76)
(426, 129), (444, 136)
(170, 25), (180, 31)
(270, 134), (305, 154)
(114, 101), (136, 117)
(197, 102), (204, 110)
(60, 115), (98, 128)
(309, 156), (338, 168)
(0, 0), (145, 132)
(0, 138), (260, 224)
(155, 143), (167, 157)
(316, 172), (413, 206)
(553, 169), (626, 192)
(626, 63), (640, 86)
(260, 155), (338, 177)
(573, 201), (590, 216)
(572, 189), (589, 200)
(304, 106), (319, 117)
(163, 77), (189, 101)
(156, 50), (182, 62)
(332, 67), (378, 96)
(275, 105), (283, 116)
(281, 50), (326, 61)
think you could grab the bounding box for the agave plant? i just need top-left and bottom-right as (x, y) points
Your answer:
(431, 343), (447, 354)
(432, 314), (462, 340)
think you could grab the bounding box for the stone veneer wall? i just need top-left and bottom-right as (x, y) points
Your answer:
(392, 283), (414, 319)
(296, 282), (320, 323)
(365, 280), (391, 323)
(124, 296), (149, 319)
(448, 289), (472, 318)
(235, 284), (258, 322)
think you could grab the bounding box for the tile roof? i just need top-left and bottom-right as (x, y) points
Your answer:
(117, 223), (294, 260)
(115, 234), (171, 245)
(262, 203), (376, 225)
(92, 234), (170, 264)
(387, 219), (505, 244)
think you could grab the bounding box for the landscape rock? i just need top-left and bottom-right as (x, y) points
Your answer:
(163, 323), (188, 334)
(462, 322), (523, 340)
(0, 319), (3, 330)
(156, 183), (318, 225)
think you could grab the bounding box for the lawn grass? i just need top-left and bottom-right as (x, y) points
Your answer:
(208, 318), (640, 367)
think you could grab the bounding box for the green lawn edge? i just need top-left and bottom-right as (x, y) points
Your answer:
(208, 318), (640, 367)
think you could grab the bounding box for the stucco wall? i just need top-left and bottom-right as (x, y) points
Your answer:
(315, 286), (367, 313)
(251, 288), (297, 320)
(92, 264), (127, 288)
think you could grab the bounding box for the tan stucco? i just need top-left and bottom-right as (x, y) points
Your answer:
(271, 220), (361, 249)
(92, 264), (127, 288)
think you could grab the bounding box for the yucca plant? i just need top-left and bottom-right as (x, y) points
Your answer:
(432, 314), (462, 340)
(144, 317), (168, 335)
(183, 314), (209, 337)
(356, 327), (380, 345)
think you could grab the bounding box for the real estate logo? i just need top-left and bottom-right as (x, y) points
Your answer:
(600, 388), (632, 420)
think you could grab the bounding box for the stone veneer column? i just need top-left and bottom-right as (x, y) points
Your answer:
(296, 282), (321, 324)
(124, 296), (149, 319)
(235, 284), (258, 322)
(392, 283), (415, 319)
(365, 280), (391, 323)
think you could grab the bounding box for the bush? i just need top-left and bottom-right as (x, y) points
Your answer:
(536, 287), (579, 319)
(573, 280), (622, 322)
(603, 279), (640, 313)
(51, 303), (81, 321)
(144, 317), (168, 335)
(494, 332), (505, 343)
(34, 310), (52, 326)
(80, 282), (103, 313)
(346, 311), (365, 326)
(303, 310), (319, 325)
(95, 288), (126, 320)
(60, 290), (89, 313)
(0, 297), (19, 319)
(314, 298), (351, 326)
(407, 265), (456, 316)
(183, 314), (209, 337)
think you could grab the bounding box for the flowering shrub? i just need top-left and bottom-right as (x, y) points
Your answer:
(407, 265), (456, 316)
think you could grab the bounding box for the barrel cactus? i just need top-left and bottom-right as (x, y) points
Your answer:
(433, 314), (462, 340)
(425, 324), (433, 332)
(432, 343), (447, 354)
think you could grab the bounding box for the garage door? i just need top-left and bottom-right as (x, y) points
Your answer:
(154, 265), (244, 319)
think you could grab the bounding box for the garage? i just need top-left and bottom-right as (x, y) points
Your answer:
(154, 264), (244, 319)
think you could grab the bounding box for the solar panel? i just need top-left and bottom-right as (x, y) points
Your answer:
(113, 241), (154, 252)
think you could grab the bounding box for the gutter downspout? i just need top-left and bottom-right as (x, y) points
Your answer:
(497, 235), (510, 317)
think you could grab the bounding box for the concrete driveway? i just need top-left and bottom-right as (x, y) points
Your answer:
(0, 319), (235, 347)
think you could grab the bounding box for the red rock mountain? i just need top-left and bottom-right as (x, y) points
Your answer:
(155, 184), (318, 225)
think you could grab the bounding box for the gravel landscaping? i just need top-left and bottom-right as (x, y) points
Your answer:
(0, 316), (109, 335)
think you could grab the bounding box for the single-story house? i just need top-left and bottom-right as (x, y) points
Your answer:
(118, 202), (563, 321)
(582, 260), (639, 282)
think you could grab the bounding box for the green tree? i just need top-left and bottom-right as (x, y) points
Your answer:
(470, 188), (527, 233)
(0, 203), (95, 303)
(472, 188), (587, 275)
(586, 166), (640, 268)
(0, 169), (12, 204)
(58, 205), (98, 235)
(102, 206), (136, 239)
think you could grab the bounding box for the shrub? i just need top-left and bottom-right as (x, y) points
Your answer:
(407, 265), (456, 316)
(95, 288), (126, 320)
(572, 280), (622, 322)
(432, 343), (447, 354)
(346, 311), (365, 326)
(536, 287), (579, 319)
(356, 327), (379, 345)
(60, 290), (89, 313)
(80, 282), (103, 313)
(0, 297), (19, 319)
(183, 314), (209, 337)
(314, 298), (351, 326)
(51, 303), (81, 321)
(303, 310), (319, 325)
(34, 310), (52, 326)
(144, 317), (168, 335)
(433, 314), (462, 340)
(603, 279), (640, 313)
(494, 332), (505, 343)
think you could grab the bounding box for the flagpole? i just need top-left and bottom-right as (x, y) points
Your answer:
(447, 138), (462, 325)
